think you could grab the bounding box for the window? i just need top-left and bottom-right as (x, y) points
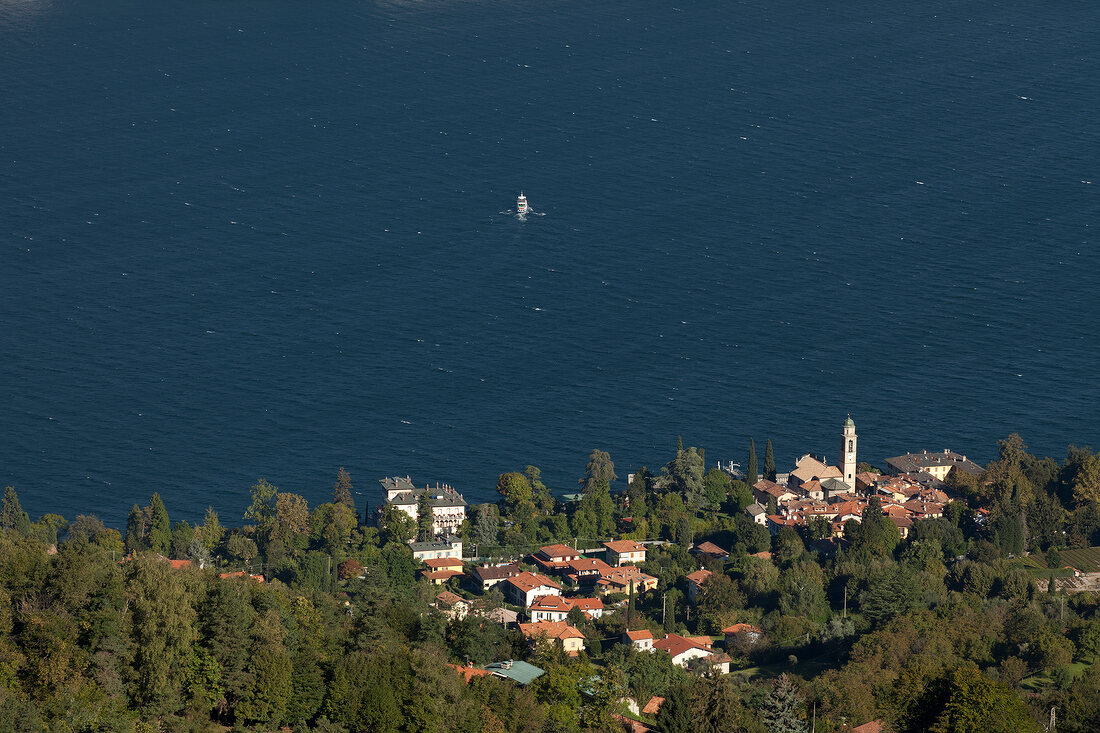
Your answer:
(848, 439), (854, 452)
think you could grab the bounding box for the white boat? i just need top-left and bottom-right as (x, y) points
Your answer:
(516, 192), (528, 214)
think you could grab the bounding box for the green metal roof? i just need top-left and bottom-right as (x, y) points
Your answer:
(484, 660), (545, 685)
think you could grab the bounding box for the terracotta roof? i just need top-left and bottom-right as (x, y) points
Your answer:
(448, 663), (492, 684)
(641, 696), (665, 715)
(722, 623), (763, 635)
(852, 721), (884, 733)
(563, 557), (613, 574)
(518, 620), (586, 642)
(753, 479), (786, 492)
(604, 539), (646, 553)
(625, 629), (654, 641)
(790, 455), (843, 482)
(570, 597), (604, 612)
(506, 572), (563, 593)
(424, 569), (465, 582)
(693, 541), (728, 556)
(538, 544), (579, 559)
(686, 569), (713, 585)
(218, 571), (265, 582)
(435, 590), (465, 606)
(530, 595), (573, 613)
(653, 633), (713, 659)
(423, 557), (464, 569)
(168, 559), (192, 570)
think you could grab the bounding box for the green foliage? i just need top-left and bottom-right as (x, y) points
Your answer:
(126, 553), (197, 713)
(580, 449), (617, 493)
(332, 466), (356, 515)
(378, 504), (417, 546)
(147, 493), (171, 554)
(925, 666), (1041, 733)
(0, 487), (30, 535)
(666, 445), (706, 510)
(764, 439), (776, 482)
(747, 438), (759, 487)
(244, 478), (279, 532)
(702, 468), (732, 511)
(761, 673), (806, 733)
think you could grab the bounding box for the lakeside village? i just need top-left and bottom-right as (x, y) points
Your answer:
(6, 418), (1100, 732)
(388, 418), (975, 669)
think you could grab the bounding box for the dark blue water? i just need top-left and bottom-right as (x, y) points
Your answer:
(2, 0), (1098, 526)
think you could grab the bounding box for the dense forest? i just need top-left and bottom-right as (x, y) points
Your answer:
(3, 435), (1100, 732)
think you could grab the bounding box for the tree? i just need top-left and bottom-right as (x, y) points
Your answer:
(526, 465), (555, 514)
(655, 681), (694, 733)
(147, 492), (171, 554)
(667, 446), (705, 510)
(496, 472), (533, 516)
(747, 438), (759, 487)
(580, 449), (617, 493)
(416, 492), (434, 541)
(126, 503), (149, 553)
(274, 492), (311, 548)
(474, 504), (499, 548)
(927, 666), (1041, 733)
(762, 673), (807, 733)
(333, 467), (356, 516)
(378, 504), (417, 546)
(1071, 449), (1100, 506)
(764, 439), (776, 482)
(196, 505), (224, 552)
(126, 553), (197, 714)
(0, 487), (30, 535)
(244, 478), (279, 533)
(703, 468), (731, 510)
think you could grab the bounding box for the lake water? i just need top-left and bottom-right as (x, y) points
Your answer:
(2, 0), (1098, 526)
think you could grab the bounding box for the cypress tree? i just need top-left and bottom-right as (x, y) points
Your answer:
(764, 439), (776, 481)
(147, 493), (171, 554)
(332, 467), (356, 515)
(0, 486), (30, 534)
(747, 438), (759, 486)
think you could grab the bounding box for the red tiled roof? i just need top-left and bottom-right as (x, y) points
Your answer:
(686, 569), (713, 585)
(538, 544), (580, 559)
(423, 557), (464, 569)
(722, 623), (763, 635)
(448, 663), (492, 684)
(693, 541), (728, 556)
(425, 569), (465, 582)
(530, 595), (573, 613)
(604, 539), (646, 553)
(518, 620), (586, 641)
(563, 557), (613, 574)
(435, 590), (465, 606)
(852, 721), (884, 733)
(653, 633), (713, 659)
(570, 597), (603, 612)
(625, 629), (654, 641)
(641, 696), (665, 715)
(507, 572), (563, 593)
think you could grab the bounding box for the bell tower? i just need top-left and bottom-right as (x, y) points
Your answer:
(840, 415), (857, 486)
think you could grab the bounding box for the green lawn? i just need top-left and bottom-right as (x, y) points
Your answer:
(1020, 660), (1092, 693)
